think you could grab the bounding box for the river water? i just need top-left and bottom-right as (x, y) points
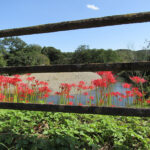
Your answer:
(47, 77), (134, 107)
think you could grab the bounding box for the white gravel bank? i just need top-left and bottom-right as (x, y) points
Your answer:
(30, 72), (100, 94)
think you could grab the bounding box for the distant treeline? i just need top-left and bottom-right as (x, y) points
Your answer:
(0, 37), (150, 67)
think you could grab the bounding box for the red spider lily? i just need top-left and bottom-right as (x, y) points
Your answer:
(8, 77), (22, 86)
(39, 86), (52, 93)
(96, 71), (105, 76)
(82, 86), (88, 90)
(48, 102), (53, 104)
(19, 83), (28, 88)
(105, 93), (111, 97)
(55, 92), (61, 95)
(43, 93), (49, 98)
(122, 83), (131, 88)
(120, 94), (127, 99)
(134, 90), (143, 97)
(83, 92), (88, 96)
(26, 76), (35, 81)
(89, 96), (94, 100)
(13, 74), (21, 78)
(3, 83), (8, 88)
(0, 75), (5, 81)
(59, 83), (72, 97)
(60, 83), (72, 91)
(77, 81), (85, 90)
(111, 91), (121, 97)
(100, 99), (104, 104)
(97, 71), (116, 84)
(67, 101), (73, 105)
(77, 84), (83, 89)
(138, 98), (143, 102)
(78, 103), (83, 106)
(79, 81), (85, 85)
(130, 76), (147, 84)
(111, 92), (116, 96)
(66, 95), (74, 99)
(39, 81), (48, 86)
(146, 100), (150, 104)
(26, 73), (31, 76)
(38, 96), (42, 99)
(125, 91), (134, 97)
(118, 98), (123, 102)
(35, 80), (40, 85)
(71, 83), (76, 87)
(92, 79), (107, 88)
(20, 93), (28, 98)
(88, 85), (95, 90)
(131, 87), (139, 91)
(31, 84), (36, 87)
(0, 93), (5, 101)
(0, 72), (148, 108)
(27, 89), (34, 95)
(77, 81), (88, 90)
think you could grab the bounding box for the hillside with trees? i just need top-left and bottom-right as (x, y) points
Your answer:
(0, 37), (150, 67)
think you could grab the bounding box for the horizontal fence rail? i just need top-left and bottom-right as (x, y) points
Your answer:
(0, 102), (150, 117)
(0, 62), (150, 75)
(0, 11), (150, 38)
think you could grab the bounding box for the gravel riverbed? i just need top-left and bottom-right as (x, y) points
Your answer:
(29, 72), (100, 94)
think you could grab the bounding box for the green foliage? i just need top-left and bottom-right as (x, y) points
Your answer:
(61, 52), (74, 64)
(116, 49), (135, 62)
(0, 110), (150, 149)
(71, 45), (122, 64)
(116, 49), (150, 62)
(103, 49), (122, 63)
(0, 38), (50, 66)
(35, 53), (50, 65)
(0, 55), (7, 67)
(71, 45), (91, 64)
(41, 46), (63, 64)
(1, 38), (150, 66)
(1, 37), (27, 52)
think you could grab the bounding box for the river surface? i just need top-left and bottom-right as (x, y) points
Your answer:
(47, 77), (134, 107)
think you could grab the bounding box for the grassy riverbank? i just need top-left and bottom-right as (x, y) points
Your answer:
(0, 110), (150, 150)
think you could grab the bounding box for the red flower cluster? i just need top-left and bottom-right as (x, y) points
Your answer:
(0, 72), (148, 108)
(93, 71), (116, 89)
(122, 83), (131, 88)
(97, 71), (116, 84)
(130, 76), (147, 84)
(0, 74), (52, 103)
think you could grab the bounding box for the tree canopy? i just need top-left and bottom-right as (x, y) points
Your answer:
(0, 37), (149, 67)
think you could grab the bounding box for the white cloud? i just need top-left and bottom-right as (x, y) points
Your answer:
(86, 4), (99, 10)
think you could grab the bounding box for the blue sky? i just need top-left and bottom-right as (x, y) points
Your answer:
(0, 0), (150, 52)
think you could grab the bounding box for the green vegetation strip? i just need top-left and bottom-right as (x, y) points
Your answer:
(0, 110), (150, 149)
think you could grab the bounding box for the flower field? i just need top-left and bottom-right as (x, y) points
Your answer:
(0, 71), (148, 108)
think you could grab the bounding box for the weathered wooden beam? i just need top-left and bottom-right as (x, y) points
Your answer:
(0, 11), (150, 38)
(0, 62), (149, 75)
(0, 102), (150, 117)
